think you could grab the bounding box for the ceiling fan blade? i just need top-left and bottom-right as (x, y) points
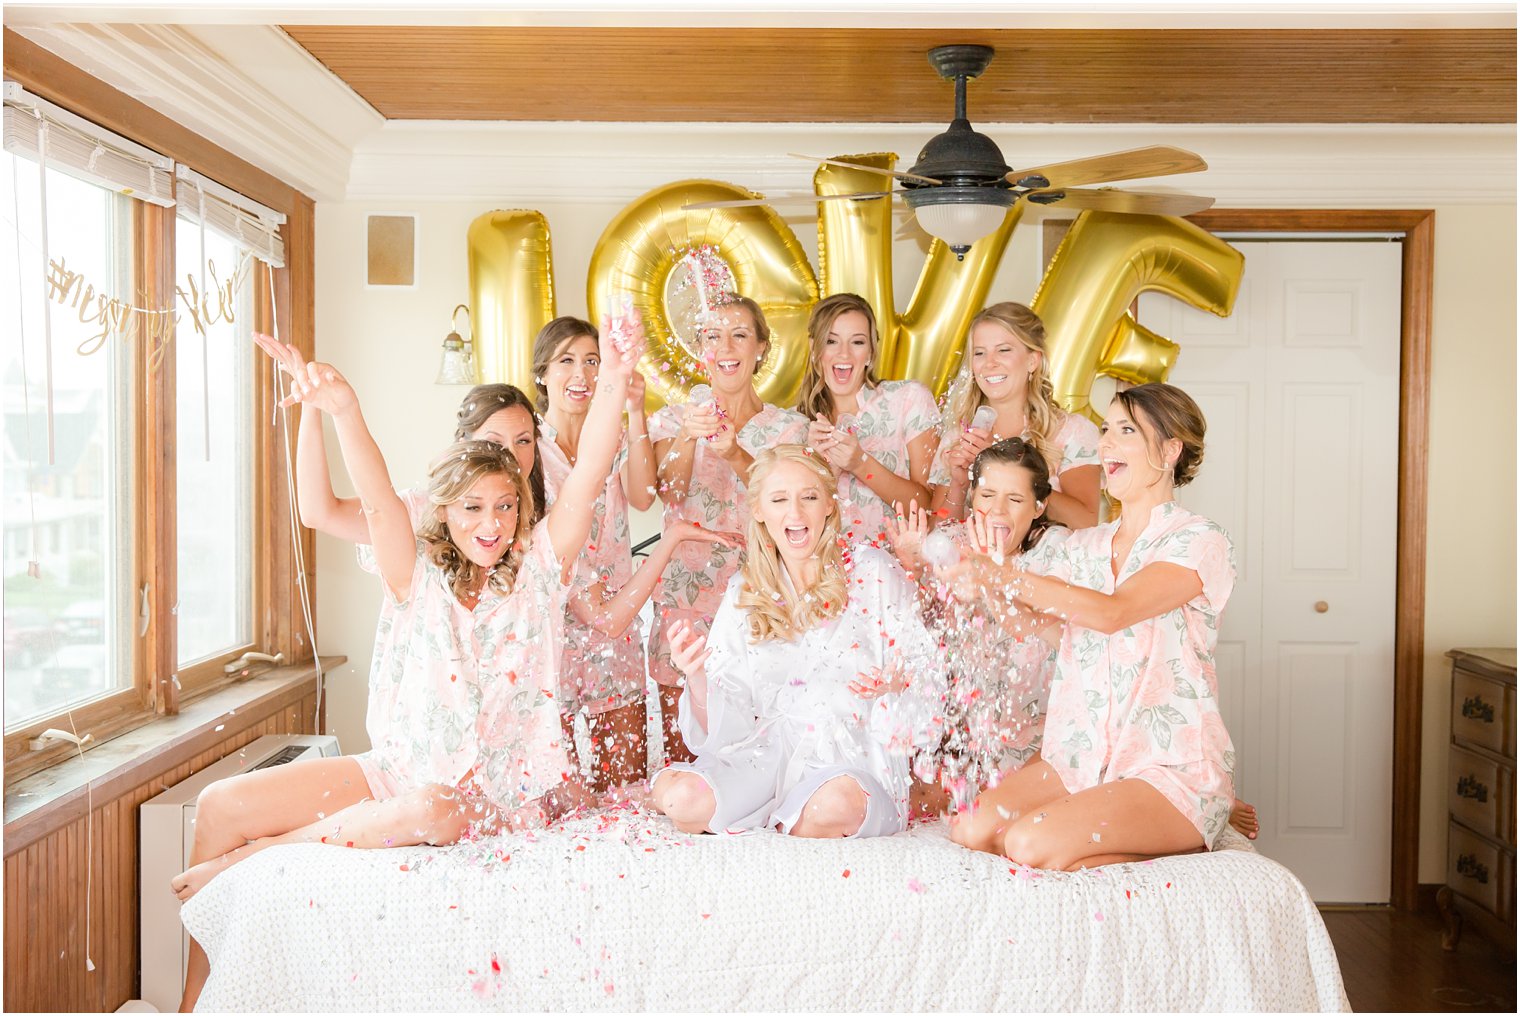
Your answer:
(1025, 187), (1215, 217)
(788, 153), (942, 186)
(1006, 146), (1207, 189)
(683, 192), (895, 210)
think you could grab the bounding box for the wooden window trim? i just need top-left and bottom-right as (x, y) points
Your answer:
(2, 31), (320, 785)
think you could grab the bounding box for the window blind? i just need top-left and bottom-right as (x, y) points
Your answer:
(175, 164), (286, 267)
(3, 81), (175, 207)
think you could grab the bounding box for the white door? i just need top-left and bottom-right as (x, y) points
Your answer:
(1138, 239), (1402, 903)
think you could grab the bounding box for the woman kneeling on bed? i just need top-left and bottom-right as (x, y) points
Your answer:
(169, 319), (641, 1010)
(651, 445), (947, 838)
(942, 383), (1237, 870)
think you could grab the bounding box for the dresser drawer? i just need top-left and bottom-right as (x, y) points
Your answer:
(1452, 667), (1509, 755)
(1448, 822), (1504, 917)
(1449, 745), (1509, 842)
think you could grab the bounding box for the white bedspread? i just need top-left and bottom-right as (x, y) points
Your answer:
(182, 811), (1348, 1012)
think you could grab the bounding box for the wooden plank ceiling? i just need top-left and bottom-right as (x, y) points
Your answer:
(281, 27), (1516, 123)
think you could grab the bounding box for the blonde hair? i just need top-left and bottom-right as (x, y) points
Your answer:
(736, 445), (848, 642)
(415, 440), (536, 602)
(795, 293), (881, 422)
(946, 302), (1064, 473)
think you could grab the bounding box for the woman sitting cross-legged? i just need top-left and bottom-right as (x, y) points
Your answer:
(650, 445), (947, 839)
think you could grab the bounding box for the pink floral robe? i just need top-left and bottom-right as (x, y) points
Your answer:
(645, 401), (808, 688)
(538, 422), (646, 717)
(1040, 501), (1237, 846)
(354, 519), (575, 811)
(825, 380), (941, 548)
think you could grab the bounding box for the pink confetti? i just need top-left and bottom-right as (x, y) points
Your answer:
(1094, 911), (1105, 921)
(907, 878), (925, 893)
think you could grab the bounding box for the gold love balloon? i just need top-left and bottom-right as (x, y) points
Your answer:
(1032, 210), (1243, 418)
(467, 211), (556, 393)
(813, 153), (1022, 396)
(586, 180), (818, 409)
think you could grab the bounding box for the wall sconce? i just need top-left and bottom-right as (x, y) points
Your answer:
(436, 303), (476, 385)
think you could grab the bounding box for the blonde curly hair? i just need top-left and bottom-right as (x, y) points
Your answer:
(736, 445), (848, 642)
(415, 440), (536, 602)
(945, 301), (1066, 475)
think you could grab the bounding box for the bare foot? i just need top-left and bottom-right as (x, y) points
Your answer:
(1229, 798), (1259, 840)
(171, 838), (276, 901)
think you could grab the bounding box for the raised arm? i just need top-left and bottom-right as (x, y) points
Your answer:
(622, 371), (659, 511)
(545, 315), (642, 568)
(293, 398), (371, 543)
(568, 521), (740, 637)
(257, 335), (414, 600)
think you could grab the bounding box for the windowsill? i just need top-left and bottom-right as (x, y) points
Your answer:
(3, 655), (343, 853)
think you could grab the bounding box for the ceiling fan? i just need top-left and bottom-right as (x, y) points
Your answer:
(685, 44), (1215, 258)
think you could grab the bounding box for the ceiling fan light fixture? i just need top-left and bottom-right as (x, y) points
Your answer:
(904, 187), (1015, 259)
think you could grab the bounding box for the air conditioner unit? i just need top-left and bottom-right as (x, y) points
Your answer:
(137, 733), (340, 1013)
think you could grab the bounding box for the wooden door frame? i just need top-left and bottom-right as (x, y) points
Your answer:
(1190, 208), (1433, 910)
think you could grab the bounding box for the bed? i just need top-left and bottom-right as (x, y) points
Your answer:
(180, 807), (1348, 1012)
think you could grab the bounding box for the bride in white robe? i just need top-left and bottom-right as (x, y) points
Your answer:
(651, 445), (947, 838)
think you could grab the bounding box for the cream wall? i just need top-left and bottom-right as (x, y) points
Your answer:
(312, 126), (1514, 886)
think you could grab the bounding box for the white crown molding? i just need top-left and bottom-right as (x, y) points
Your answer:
(11, 22), (383, 200)
(344, 121), (1517, 206)
(3, 2), (1514, 29)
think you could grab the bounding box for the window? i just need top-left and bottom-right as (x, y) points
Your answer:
(2, 156), (135, 730)
(173, 213), (254, 670)
(2, 83), (310, 782)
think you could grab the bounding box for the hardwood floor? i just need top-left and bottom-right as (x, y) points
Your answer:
(1320, 905), (1516, 1013)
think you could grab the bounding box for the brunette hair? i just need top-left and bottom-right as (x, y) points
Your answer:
(735, 445), (847, 642)
(530, 316), (599, 412)
(968, 437), (1055, 553)
(452, 383), (546, 524)
(1112, 382), (1206, 487)
(946, 302), (1065, 472)
(795, 293), (881, 422)
(415, 440), (535, 602)
(706, 292), (773, 372)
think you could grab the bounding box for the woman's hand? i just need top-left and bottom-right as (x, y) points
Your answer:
(884, 500), (931, 567)
(965, 510), (1009, 566)
(599, 303), (647, 380)
(944, 426), (994, 479)
(625, 369), (647, 413)
(809, 416), (865, 473)
(664, 519), (742, 551)
(254, 333), (357, 416)
(668, 619), (712, 688)
(849, 660), (910, 699)
(680, 403), (725, 443)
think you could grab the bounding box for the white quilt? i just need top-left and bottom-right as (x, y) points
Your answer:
(182, 810), (1348, 1012)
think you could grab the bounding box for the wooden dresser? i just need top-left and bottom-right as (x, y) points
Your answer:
(1437, 648), (1516, 953)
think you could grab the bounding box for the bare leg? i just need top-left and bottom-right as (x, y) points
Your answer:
(949, 759), (1070, 854)
(788, 776), (867, 839)
(176, 756), (373, 1010)
(587, 701), (649, 792)
(650, 769), (715, 833)
(657, 685), (693, 765)
(1228, 798), (1259, 840)
(1000, 778), (1205, 871)
(174, 782), (500, 901)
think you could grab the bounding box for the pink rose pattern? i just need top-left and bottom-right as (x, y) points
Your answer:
(645, 402), (809, 687)
(831, 380), (940, 547)
(1040, 501), (1238, 845)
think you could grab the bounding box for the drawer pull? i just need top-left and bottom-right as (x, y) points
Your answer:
(1456, 853), (1490, 884)
(1460, 696), (1495, 724)
(1456, 775), (1490, 802)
